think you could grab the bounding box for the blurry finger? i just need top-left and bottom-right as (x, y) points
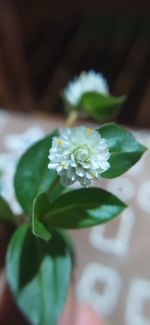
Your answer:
(58, 286), (77, 325)
(74, 304), (103, 325)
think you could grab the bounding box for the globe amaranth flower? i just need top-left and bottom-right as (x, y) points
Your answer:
(48, 126), (110, 187)
(64, 70), (109, 106)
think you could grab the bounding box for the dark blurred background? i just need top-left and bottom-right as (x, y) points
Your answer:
(0, 0), (150, 127)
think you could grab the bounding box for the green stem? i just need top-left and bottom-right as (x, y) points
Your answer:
(15, 213), (30, 227)
(65, 111), (79, 127)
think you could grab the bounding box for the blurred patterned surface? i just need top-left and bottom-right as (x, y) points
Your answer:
(0, 109), (150, 324)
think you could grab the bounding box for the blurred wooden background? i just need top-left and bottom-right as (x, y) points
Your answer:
(0, 0), (150, 127)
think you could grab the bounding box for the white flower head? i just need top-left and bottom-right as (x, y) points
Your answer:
(48, 126), (110, 187)
(64, 70), (109, 106)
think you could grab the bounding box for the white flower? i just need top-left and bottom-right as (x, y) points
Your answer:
(64, 70), (109, 106)
(48, 126), (110, 187)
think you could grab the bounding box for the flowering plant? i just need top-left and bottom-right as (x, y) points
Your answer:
(0, 72), (147, 325)
(63, 70), (126, 121)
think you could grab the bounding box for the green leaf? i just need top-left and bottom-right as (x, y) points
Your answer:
(14, 130), (64, 215)
(6, 224), (72, 325)
(98, 123), (147, 178)
(32, 220), (51, 242)
(32, 193), (51, 241)
(0, 195), (16, 228)
(33, 188), (126, 230)
(81, 92), (126, 121)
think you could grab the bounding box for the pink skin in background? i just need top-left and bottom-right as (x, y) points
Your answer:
(59, 304), (103, 325)
(58, 285), (103, 325)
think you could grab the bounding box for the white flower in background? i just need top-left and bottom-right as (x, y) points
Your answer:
(64, 70), (109, 106)
(48, 126), (110, 187)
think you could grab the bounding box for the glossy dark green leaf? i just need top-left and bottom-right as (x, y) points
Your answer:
(33, 188), (126, 230)
(0, 195), (16, 228)
(32, 220), (51, 242)
(81, 92), (126, 120)
(14, 131), (64, 215)
(97, 123), (147, 178)
(6, 224), (72, 325)
(32, 193), (51, 241)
